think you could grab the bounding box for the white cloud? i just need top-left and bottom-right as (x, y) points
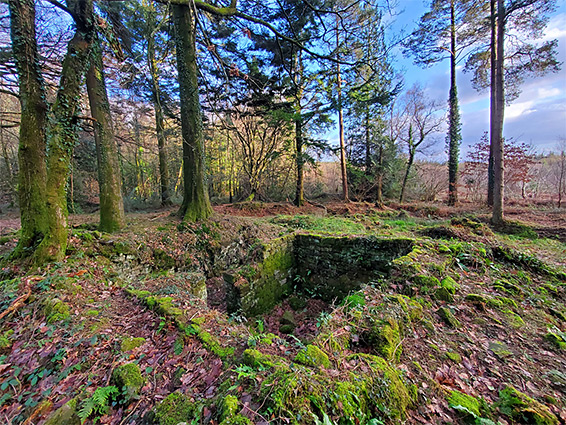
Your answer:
(538, 87), (562, 98)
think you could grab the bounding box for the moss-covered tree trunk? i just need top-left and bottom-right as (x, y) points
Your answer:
(491, 0), (505, 225)
(86, 42), (125, 233)
(447, 0), (462, 206)
(148, 31), (171, 206)
(400, 125), (414, 203)
(487, 0), (496, 207)
(35, 0), (95, 263)
(172, 3), (212, 221)
(8, 0), (48, 255)
(294, 117), (304, 207)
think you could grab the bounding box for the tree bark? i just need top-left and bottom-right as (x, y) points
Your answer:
(487, 0), (496, 207)
(86, 41), (126, 233)
(36, 0), (95, 262)
(148, 30), (171, 206)
(172, 3), (213, 221)
(491, 0), (505, 225)
(294, 118), (304, 206)
(8, 0), (48, 255)
(400, 150), (415, 204)
(336, 17), (348, 202)
(447, 0), (462, 206)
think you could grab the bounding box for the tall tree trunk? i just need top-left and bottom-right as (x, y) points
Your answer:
(294, 118), (304, 206)
(376, 143), (384, 208)
(336, 17), (348, 202)
(487, 0), (496, 207)
(491, 0), (505, 224)
(86, 42), (125, 233)
(447, 0), (462, 206)
(8, 0), (48, 255)
(148, 31), (171, 206)
(400, 151), (415, 204)
(35, 0), (95, 262)
(365, 107), (371, 174)
(172, 3), (212, 221)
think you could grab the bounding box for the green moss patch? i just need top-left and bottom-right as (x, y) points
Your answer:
(498, 385), (558, 425)
(153, 392), (200, 425)
(294, 345), (331, 369)
(111, 363), (144, 402)
(447, 389), (480, 417)
(120, 337), (146, 352)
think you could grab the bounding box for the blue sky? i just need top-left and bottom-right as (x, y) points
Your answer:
(391, 0), (566, 159)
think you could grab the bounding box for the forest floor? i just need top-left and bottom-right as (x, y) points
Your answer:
(0, 200), (565, 425)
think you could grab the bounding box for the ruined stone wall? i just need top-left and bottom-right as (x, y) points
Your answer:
(294, 235), (413, 301)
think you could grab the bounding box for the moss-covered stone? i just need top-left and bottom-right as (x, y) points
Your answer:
(120, 337), (146, 352)
(153, 392), (199, 425)
(194, 327), (235, 358)
(502, 310), (525, 329)
(434, 287), (454, 302)
(447, 389), (480, 417)
(488, 341), (513, 358)
(242, 349), (288, 370)
(221, 395), (240, 420)
(294, 345), (331, 369)
(44, 299), (71, 323)
(367, 317), (402, 362)
(498, 385), (558, 425)
(0, 329), (14, 350)
(438, 307), (460, 328)
(446, 352), (461, 363)
(44, 398), (80, 425)
(413, 275), (440, 290)
(441, 276), (459, 294)
(544, 328), (566, 350)
(111, 363), (144, 402)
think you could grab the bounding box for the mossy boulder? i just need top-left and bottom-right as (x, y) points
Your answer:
(437, 307), (461, 328)
(544, 327), (566, 350)
(446, 352), (461, 363)
(111, 363), (144, 402)
(413, 275), (440, 292)
(44, 398), (80, 425)
(434, 287), (454, 302)
(440, 276), (459, 294)
(0, 329), (14, 350)
(242, 349), (288, 370)
(502, 310), (525, 329)
(488, 341), (513, 359)
(44, 299), (71, 323)
(221, 395), (240, 419)
(498, 385), (558, 425)
(153, 392), (199, 425)
(259, 352), (414, 423)
(367, 317), (402, 362)
(120, 337), (146, 352)
(294, 345), (331, 369)
(447, 389), (481, 417)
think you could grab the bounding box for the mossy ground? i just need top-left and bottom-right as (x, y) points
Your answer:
(0, 204), (564, 424)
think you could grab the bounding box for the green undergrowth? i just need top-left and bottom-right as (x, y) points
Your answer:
(271, 215), (368, 234)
